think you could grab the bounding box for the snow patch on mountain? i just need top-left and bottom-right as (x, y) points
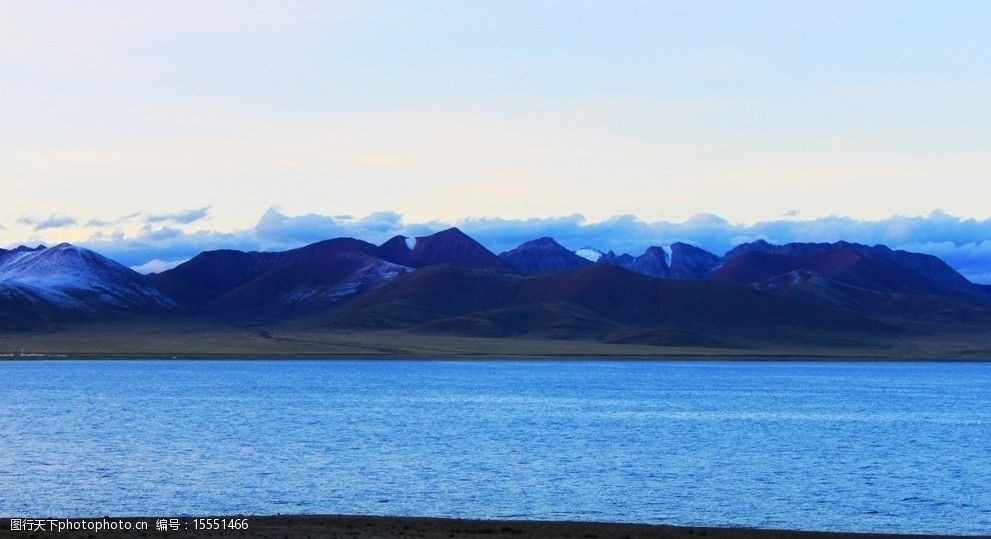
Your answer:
(325, 260), (410, 302)
(404, 236), (417, 250)
(575, 247), (603, 262)
(282, 259), (411, 305)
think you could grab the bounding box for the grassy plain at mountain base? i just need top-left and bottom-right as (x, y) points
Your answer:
(1, 319), (990, 360)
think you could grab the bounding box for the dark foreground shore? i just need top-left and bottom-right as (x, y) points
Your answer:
(4, 320), (991, 360)
(0, 515), (977, 539)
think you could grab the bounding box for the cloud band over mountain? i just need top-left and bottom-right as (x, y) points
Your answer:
(5, 208), (991, 283)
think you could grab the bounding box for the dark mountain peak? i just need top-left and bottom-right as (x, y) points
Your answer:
(725, 240), (977, 296)
(638, 246), (669, 266)
(381, 234), (408, 245)
(190, 247), (251, 260)
(599, 251), (634, 265)
(595, 247), (670, 278)
(712, 240), (988, 307)
(155, 248), (285, 307)
(500, 237), (592, 274)
(629, 246), (671, 278)
(669, 243), (720, 279)
(178, 248), (271, 273)
(517, 236), (560, 248)
(304, 236), (378, 251)
(725, 240), (880, 260)
(639, 247), (670, 276)
(500, 236), (567, 254)
(379, 228), (509, 270)
(295, 237), (380, 260)
(671, 241), (710, 252)
(431, 227), (471, 240)
(723, 240), (774, 259)
(379, 235), (415, 263)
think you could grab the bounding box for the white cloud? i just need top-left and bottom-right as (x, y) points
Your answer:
(16, 213), (77, 231)
(85, 211), (143, 227)
(145, 207), (211, 225)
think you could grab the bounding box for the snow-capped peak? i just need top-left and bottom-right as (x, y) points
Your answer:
(575, 247), (604, 262)
(0, 243), (174, 312)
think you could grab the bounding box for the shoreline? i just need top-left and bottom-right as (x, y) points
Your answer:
(1, 515), (980, 539)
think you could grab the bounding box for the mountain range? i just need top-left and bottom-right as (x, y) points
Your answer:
(2, 228), (990, 351)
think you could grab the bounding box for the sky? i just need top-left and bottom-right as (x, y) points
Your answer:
(2, 1), (990, 280)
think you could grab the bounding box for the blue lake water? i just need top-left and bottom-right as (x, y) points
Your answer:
(1, 360), (989, 535)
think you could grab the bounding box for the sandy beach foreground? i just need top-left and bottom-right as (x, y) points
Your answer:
(0, 515), (976, 539)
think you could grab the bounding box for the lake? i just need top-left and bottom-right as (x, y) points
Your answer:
(1, 360), (989, 535)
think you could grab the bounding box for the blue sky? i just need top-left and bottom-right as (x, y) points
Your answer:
(1, 2), (989, 279)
